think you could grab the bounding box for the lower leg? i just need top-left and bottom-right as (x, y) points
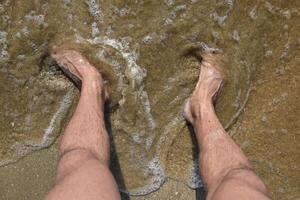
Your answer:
(55, 76), (110, 180)
(45, 47), (120, 200)
(184, 54), (269, 199)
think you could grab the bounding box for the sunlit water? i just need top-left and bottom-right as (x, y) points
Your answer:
(0, 0), (299, 196)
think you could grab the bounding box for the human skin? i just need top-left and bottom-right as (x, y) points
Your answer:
(44, 47), (121, 200)
(183, 53), (270, 200)
(45, 46), (270, 200)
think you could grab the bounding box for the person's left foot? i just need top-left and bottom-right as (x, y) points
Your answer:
(183, 53), (223, 125)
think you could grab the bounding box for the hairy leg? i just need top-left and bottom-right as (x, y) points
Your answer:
(45, 47), (121, 200)
(184, 54), (270, 200)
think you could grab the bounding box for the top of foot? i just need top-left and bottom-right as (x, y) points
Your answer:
(183, 52), (224, 124)
(50, 45), (109, 100)
(50, 45), (101, 82)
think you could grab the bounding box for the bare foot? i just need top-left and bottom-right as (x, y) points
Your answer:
(183, 53), (224, 125)
(50, 45), (108, 99)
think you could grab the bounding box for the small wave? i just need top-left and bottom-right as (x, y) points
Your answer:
(0, 88), (76, 167)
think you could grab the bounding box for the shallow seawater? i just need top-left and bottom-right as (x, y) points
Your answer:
(0, 0), (299, 197)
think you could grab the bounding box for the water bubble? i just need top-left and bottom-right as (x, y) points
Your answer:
(63, 0), (71, 6)
(174, 5), (187, 12)
(25, 11), (48, 27)
(212, 31), (220, 40)
(226, 0), (234, 9)
(231, 30), (240, 42)
(211, 12), (228, 27)
(200, 42), (222, 53)
(86, 0), (103, 22)
(142, 35), (153, 45)
(0, 31), (8, 45)
(249, 6), (258, 20)
(164, 0), (175, 7)
(265, 50), (273, 58)
(132, 133), (142, 144)
(280, 42), (290, 58)
(113, 6), (131, 17)
(145, 137), (154, 150)
(135, 156), (165, 195)
(91, 22), (100, 37)
(261, 116), (267, 122)
(0, 31), (9, 62)
(264, 1), (275, 14)
(0, 4), (5, 14)
(140, 91), (156, 129)
(282, 10), (291, 19)
(162, 18), (174, 26)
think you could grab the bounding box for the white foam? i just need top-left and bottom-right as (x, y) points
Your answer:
(76, 4), (162, 194)
(162, 4), (187, 26)
(132, 133), (142, 144)
(232, 30), (240, 42)
(162, 18), (174, 26)
(6, 88), (75, 163)
(63, 0), (71, 6)
(86, 0), (103, 22)
(174, 5), (187, 12)
(112, 6), (131, 17)
(211, 0), (234, 27)
(91, 22), (100, 37)
(0, 4), (4, 13)
(200, 42), (222, 53)
(264, 1), (275, 14)
(142, 34), (154, 45)
(187, 159), (203, 188)
(25, 11), (48, 27)
(164, 0), (175, 7)
(212, 31), (220, 40)
(92, 36), (156, 130)
(226, 0), (234, 9)
(0, 31), (7, 45)
(88, 36), (146, 88)
(145, 136), (154, 150)
(265, 50), (273, 57)
(282, 10), (291, 19)
(41, 89), (74, 146)
(249, 6), (258, 20)
(88, 35), (162, 194)
(140, 91), (156, 129)
(0, 31), (9, 62)
(128, 156), (165, 196)
(211, 12), (228, 27)
(280, 41), (290, 58)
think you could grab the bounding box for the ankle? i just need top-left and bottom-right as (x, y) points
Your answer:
(82, 76), (106, 97)
(192, 103), (220, 139)
(82, 69), (102, 81)
(185, 99), (213, 129)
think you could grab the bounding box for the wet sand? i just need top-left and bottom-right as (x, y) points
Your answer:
(0, 0), (300, 199)
(1, 52), (299, 199)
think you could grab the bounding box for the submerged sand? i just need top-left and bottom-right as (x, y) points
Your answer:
(0, 0), (299, 199)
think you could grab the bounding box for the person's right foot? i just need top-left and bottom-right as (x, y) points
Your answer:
(50, 45), (108, 100)
(183, 53), (223, 125)
(50, 45), (102, 82)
